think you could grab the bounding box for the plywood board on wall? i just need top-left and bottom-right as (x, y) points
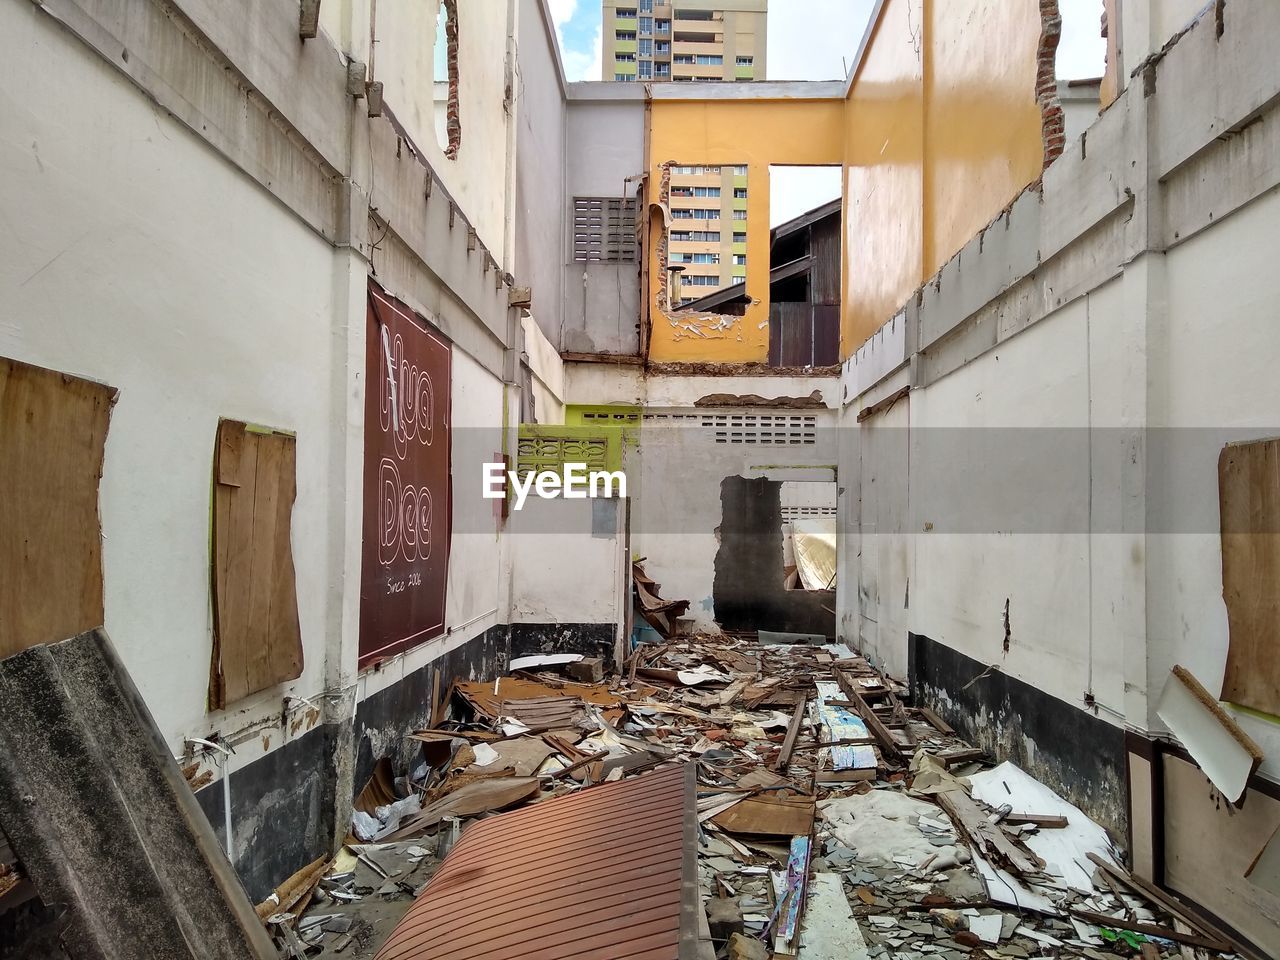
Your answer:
(1219, 438), (1280, 714)
(0, 357), (116, 658)
(209, 420), (303, 709)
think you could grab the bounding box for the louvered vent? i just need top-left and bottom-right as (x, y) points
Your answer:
(572, 197), (638, 263)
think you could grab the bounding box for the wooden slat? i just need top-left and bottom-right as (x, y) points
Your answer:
(771, 697), (808, 773)
(1218, 438), (1280, 713)
(833, 668), (902, 763)
(209, 421), (303, 709)
(1068, 909), (1229, 952)
(0, 358), (115, 658)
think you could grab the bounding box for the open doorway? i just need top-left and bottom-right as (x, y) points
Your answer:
(779, 481), (837, 591)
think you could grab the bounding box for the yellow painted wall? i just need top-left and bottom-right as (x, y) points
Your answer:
(841, 0), (1043, 355)
(923, 0), (1042, 278)
(647, 99), (844, 364)
(841, 0), (925, 358)
(646, 0), (1045, 363)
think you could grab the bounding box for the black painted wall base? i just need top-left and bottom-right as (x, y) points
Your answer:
(194, 721), (338, 903)
(509, 622), (617, 669)
(908, 632), (1128, 840)
(195, 620), (617, 901)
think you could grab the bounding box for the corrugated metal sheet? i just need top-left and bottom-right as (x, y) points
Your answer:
(374, 764), (698, 960)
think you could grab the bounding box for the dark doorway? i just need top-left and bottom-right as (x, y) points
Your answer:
(712, 476), (836, 636)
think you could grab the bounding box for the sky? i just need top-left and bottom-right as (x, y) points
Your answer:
(550, 0), (1108, 223)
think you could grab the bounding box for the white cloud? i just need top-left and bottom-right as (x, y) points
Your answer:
(560, 23), (603, 82)
(770, 166), (843, 226)
(1057, 0), (1107, 80)
(547, 0), (578, 33)
(767, 0), (876, 81)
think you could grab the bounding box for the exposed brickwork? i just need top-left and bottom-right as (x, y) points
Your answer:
(442, 0), (461, 160)
(1037, 0), (1065, 168)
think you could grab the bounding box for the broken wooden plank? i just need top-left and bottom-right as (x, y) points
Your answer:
(771, 697), (808, 774)
(936, 789), (1042, 876)
(833, 669), (902, 763)
(1068, 909), (1230, 952)
(1001, 813), (1069, 829)
(712, 794), (815, 838)
(940, 748), (987, 768)
(919, 706), (954, 735)
(1086, 852), (1246, 956)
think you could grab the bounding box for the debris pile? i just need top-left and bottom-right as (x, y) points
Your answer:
(273, 636), (1248, 959)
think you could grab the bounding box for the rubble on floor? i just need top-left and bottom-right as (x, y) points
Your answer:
(270, 636), (1252, 960)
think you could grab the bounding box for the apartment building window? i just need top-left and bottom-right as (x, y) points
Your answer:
(656, 19), (670, 33)
(696, 54), (723, 65)
(686, 275), (721, 287)
(670, 230), (720, 242)
(656, 63), (670, 76)
(672, 208), (719, 219)
(639, 0), (653, 9)
(639, 15), (653, 34)
(617, 8), (637, 16)
(692, 253), (720, 264)
(733, 231), (746, 243)
(616, 53), (637, 62)
(693, 186), (721, 197)
(736, 56), (754, 66)
(572, 197), (639, 262)
(673, 165), (717, 175)
(615, 72), (633, 81)
(734, 165), (748, 174)
(639, 60), (653, 78)
(616, 30), (636, 40)
(656, 41), (670, 54)
(732, 210), (747, 220)
(732, 274), (746, 283)
(675, 9), (715, 20)
(674, 54), (694, 64)
(670, 252), (692, 263)
(732, 254), (747, 265)
(639, 38), (653, 56)
(734, 188), (747, 198)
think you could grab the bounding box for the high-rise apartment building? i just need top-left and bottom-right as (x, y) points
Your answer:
(602, 1), (767, 84)
(603, 3), (766, 298)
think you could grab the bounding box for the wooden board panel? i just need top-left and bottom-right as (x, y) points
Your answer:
(209, 420), (303, 709)
(1219, 438), (1280, 713)
(0, 357), (115, 658)
(359, 284), (452, 667)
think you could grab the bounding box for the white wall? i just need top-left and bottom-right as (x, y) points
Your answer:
(1149, 186), (1280, 776)
(508, 496), (624, 625)
(322, 0), (513, 262)
(0, 1), (350, 770)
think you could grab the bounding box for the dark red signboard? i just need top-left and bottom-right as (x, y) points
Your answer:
(360, 283), (451, 666)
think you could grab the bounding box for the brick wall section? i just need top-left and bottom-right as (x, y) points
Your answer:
(1037, 0), (1065, 168)
(443, 0), (461, 160)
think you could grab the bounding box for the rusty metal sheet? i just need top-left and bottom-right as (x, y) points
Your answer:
(360, 283), (452, 667)
(373, 765), (699, 960)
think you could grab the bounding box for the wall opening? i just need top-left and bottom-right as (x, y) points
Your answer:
(713, 476), (835, 636)
(432, 0), (461, 159)
(766, 166), (842, 368)
(662, 162), (750, 316)
(779, 480), (837, 592)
